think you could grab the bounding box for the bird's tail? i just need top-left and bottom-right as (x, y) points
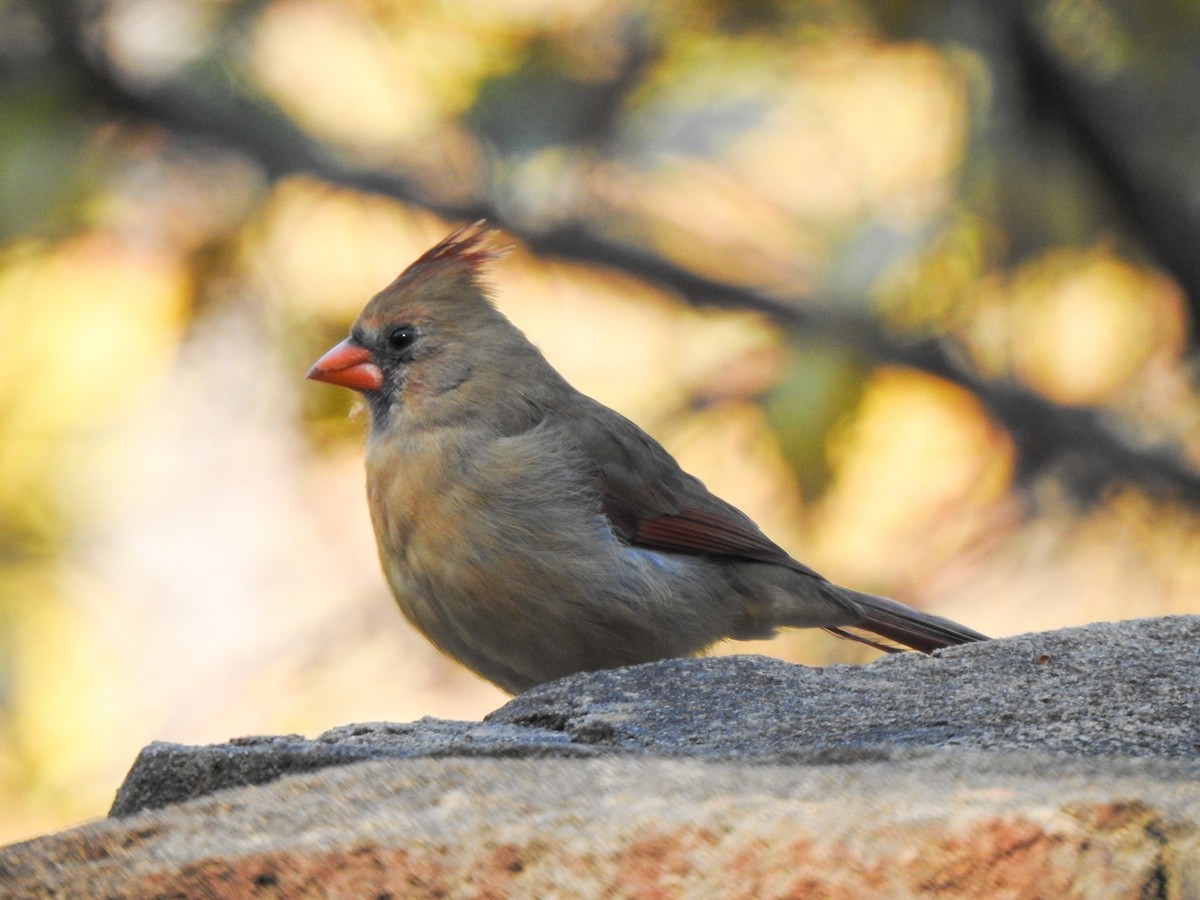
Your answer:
(826, 588), (988, 654)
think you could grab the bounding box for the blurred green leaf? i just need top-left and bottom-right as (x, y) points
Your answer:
(762, 337), (869, 499)
(0, 84), (91, 239)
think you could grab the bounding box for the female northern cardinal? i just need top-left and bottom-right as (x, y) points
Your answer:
(308, 223), (987, 694)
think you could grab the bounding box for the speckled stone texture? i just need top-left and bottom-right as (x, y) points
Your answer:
(2, 616), (1198, 897)
(490, 614), (1200, 760)
(4, 755), (1199, 897)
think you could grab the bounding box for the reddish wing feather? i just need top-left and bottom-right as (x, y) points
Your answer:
(635, 507), (782, 559)
(631, 505), (824, 579)
(580, 391), (825, 580)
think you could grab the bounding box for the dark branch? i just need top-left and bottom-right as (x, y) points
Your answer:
(1012, 4), (1200, 349)
(36, 0), (1200, 506)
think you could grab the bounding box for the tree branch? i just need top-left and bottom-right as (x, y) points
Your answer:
(1012, 2), (1200, 349)
(37, 0), (1200, 505)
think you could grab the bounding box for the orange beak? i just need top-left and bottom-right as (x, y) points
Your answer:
(306, 339), (384, 392)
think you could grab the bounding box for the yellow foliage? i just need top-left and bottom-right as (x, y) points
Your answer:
(727, 42), (969, 225)
(0, 237), (189, 532)
(817, 367), (1014, 583)
(1009, 249), (1186, 406)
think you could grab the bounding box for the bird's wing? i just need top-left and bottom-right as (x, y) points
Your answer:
(561, 394), (989, 655)
(568, 394), (824, 579)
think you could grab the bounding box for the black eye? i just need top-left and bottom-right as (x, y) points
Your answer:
(387, 326), (417, 353)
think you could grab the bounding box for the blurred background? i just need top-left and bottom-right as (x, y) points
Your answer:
(2, 0), (1199, 843)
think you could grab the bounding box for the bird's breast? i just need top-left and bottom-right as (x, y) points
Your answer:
(360, 422), (742, 692)
(365, 422), (603, 610)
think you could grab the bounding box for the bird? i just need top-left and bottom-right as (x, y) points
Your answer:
(307, 222), (988, 694)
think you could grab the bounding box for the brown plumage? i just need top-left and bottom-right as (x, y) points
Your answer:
(308, 223), (988, 693)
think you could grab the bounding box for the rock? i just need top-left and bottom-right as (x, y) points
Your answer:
(490, 615), (1200, 760)
(110, 616), (1200, 817)
(2, 615), (1199, 896)
(2, 754), (1198, 897)
(110, 719), (602, 817)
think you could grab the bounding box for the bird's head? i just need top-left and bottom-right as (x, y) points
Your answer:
(307, 221), (531, 430)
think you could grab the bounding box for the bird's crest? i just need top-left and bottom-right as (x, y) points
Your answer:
(390, 220), (508, 293)
(359, 221), (513, 331)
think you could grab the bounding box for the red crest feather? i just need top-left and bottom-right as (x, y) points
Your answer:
(415, 221), (501, 266)
(392, 221), (508, 291)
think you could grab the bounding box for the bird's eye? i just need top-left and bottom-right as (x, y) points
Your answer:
(387, 326), (417, 353)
